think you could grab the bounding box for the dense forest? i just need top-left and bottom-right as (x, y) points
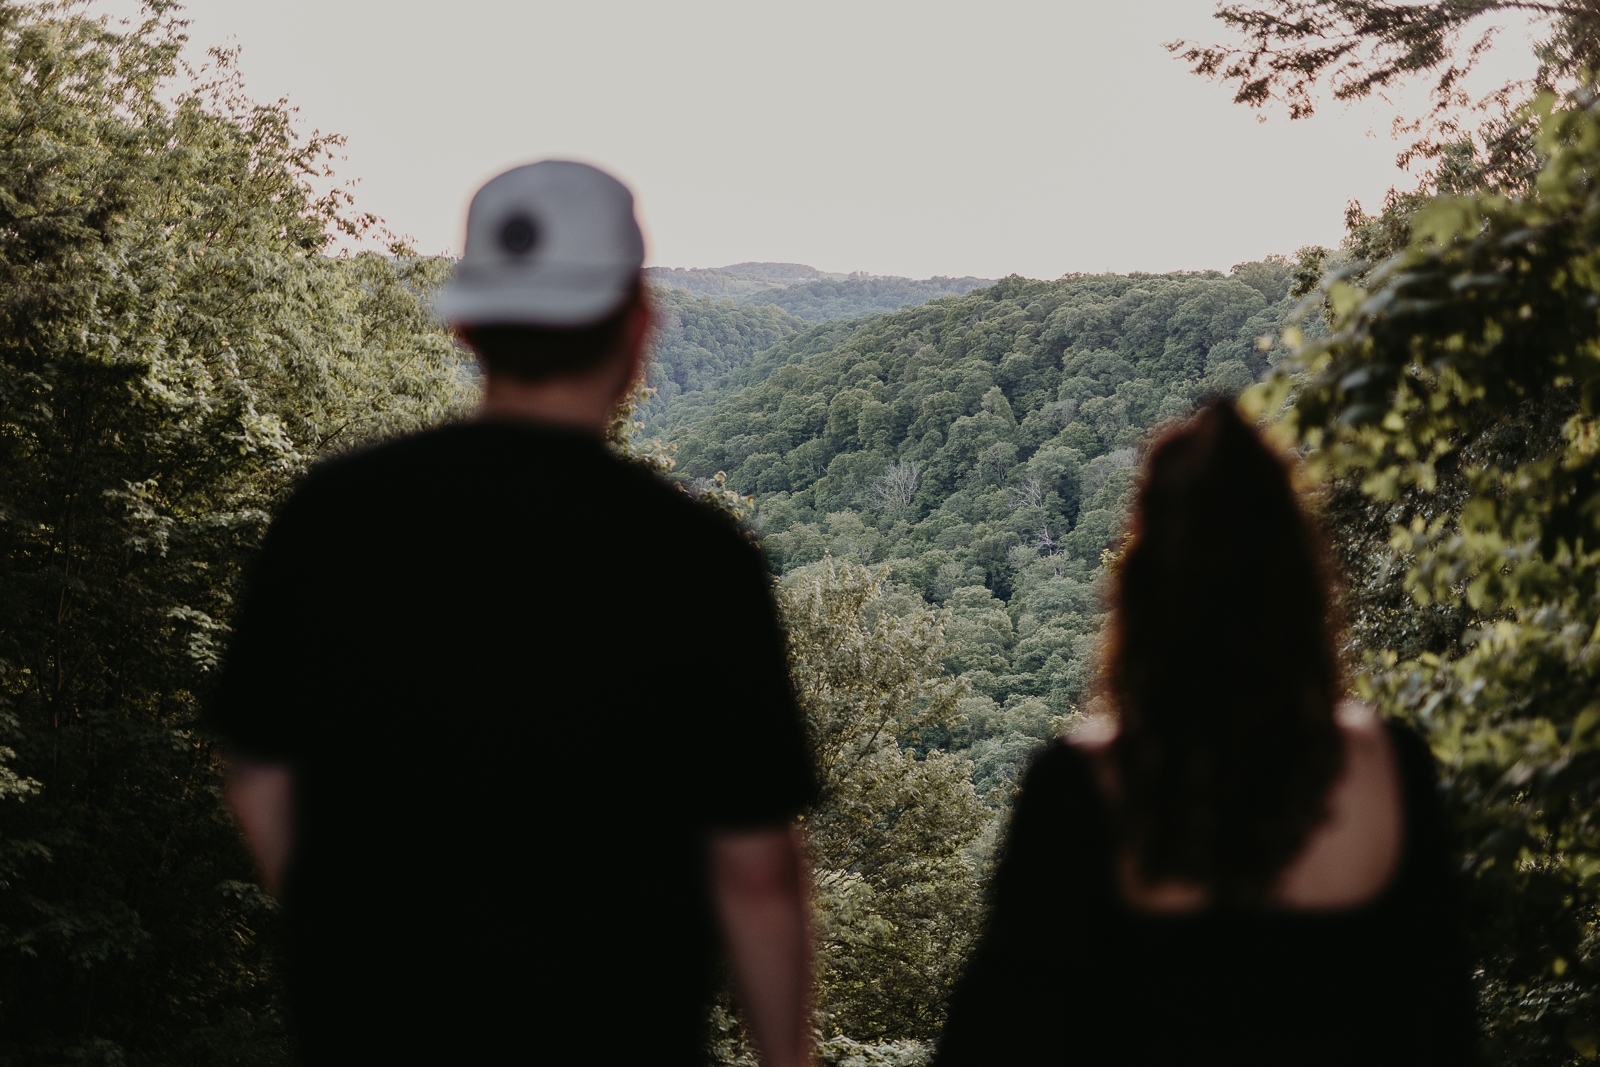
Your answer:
(637, 287), (806, 430)
(637, 273), (996, 433)
(657, 264), (1295, 802)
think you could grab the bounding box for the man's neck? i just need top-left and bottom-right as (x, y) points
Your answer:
(477, 372), (617, 433)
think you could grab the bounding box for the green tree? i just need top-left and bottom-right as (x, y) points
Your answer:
(1254, 90), (1600, 1065)
(1170, 0), (1600, 130)
(640, 286), (808, 431)
(1176, 0), (1581, 286)
(781, 559), (986, 1044)
(0, 5), (470, 1062)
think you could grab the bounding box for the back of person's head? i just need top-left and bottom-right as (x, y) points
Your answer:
(1107, 398), (1342, 904)
(435, 159), (647, 383)
(456, 284), (644, 383)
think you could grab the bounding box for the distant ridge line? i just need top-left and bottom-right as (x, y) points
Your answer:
(644, 263), (997, 323)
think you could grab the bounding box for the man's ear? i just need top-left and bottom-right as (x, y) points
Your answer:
(614, 287), (654, 391)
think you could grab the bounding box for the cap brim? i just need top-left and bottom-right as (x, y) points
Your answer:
(434, 262), (637, 327)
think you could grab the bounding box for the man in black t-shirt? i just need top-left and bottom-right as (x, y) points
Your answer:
(213, 161), (816, 1066)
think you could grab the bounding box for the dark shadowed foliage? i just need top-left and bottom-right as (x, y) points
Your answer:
(0, 6), (469, 1063)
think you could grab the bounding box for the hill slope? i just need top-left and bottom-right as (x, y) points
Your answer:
(646, 262), (996, 321)
(755, 275), (994, 322)
(641, 286), (809, 429)
(664, 261), (1295, 792)
(644, 263), (815, 301)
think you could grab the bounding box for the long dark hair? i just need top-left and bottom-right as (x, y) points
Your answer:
(1106, 399), (1343, 904)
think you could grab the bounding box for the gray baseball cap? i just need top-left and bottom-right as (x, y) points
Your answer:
(435, 160), (646, 328)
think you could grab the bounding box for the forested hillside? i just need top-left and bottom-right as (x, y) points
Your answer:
(646, 261), (838, 298)
(639, 287), (808, 429)
(662, 261), (1295, 798)
(637, 267), (1002, 434)
(751, 275), (994, 322)
(639, 281), (992, 433)
(647, 262), (995, 321)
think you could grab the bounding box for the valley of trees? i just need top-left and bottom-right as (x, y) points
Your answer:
(636, 274), (994, 433)
(637, 287), (807, 430)
(9, 0), (1600, 1064)
(662, 264), (1296, 804)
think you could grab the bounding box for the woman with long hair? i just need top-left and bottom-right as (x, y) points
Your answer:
(934, 400), (1475, 1065)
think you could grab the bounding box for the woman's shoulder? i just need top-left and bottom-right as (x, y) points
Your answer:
(1035, 721), (1113, 782)
(1270, 702), (1406, 910)
(1373, 713), (1440, 780)
(1336, 700), (1437, 796)
(998, 722), (1118, 832)
(1000, 729), (1109, 823)
(1342, 703), (1443, 804)
(1336, 701), (1396, 771)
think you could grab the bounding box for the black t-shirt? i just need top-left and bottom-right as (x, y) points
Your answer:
(934, 722), (1477, 1067)
(209, 420), (815, 1066)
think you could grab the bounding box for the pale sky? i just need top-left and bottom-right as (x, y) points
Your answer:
(133, 0), (1540, 278)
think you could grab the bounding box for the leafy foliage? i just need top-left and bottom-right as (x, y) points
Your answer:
(1175, 0), (1576, 264)
(0, 5), (470, 1062)
(782, 560), (985, 1042)
(700, 561), (979, 1064)
(1170, 0), (1600, 123)
(1256, 89), (1600, 1065)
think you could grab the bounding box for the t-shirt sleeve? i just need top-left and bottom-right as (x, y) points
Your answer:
(690, 527), (816, 830)
(205, 478), (332, 763)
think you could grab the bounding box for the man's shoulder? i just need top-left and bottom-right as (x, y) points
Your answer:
(289, 419), (599, 502)
(619, 466), (761, 556)
(287, 421), (756, 547)
(291, 421), (466, 492)
(618, 465), (730, 521)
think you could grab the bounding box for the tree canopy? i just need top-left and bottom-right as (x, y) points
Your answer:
(1258, 87), (1600, 1065)
(1172, 0), (1600, 124)
(0, 5), (469, 1061)
(639, 286), (809, 430)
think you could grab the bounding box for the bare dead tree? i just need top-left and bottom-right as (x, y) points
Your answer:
(868, 459), (922, 516)
(981, 444), (1015, 489)
(1009, 477), (1043, 511)
(1034, 518), (1064, 557)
